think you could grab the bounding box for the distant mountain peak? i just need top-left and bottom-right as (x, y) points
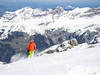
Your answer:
(0, 7), (100, 39)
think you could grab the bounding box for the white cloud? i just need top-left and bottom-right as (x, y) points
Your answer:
(65, 5), (74, 9)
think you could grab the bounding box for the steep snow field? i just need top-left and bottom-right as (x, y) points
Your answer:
(0, 43), (100, 75)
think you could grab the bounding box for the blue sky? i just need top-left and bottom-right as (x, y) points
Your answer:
(0, 0), (100, 14)
(0, 0), (100, 3)
(0, 0), (100, 8)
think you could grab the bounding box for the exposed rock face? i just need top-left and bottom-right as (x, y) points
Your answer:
(44, 50), (56, 54)
(89, 35), (100, 44)
(40, 38), (79, 55)
(0, 32), (29, 63)
(56, 39), (78, 52)
(0, 29), (100, 63)
(0, 61), (7, 64)
(68, 39), (78, 47)
(41, 36), (100, 55)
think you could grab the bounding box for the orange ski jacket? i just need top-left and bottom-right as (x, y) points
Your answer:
(27, 40), (36, 51)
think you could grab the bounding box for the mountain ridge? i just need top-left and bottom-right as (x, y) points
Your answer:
(0, 6), (100, 63)
(0, 6), (100, 39)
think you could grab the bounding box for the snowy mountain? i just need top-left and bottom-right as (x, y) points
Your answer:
(0, 7), (100, 39)
(0, 6), (100, 75)
(0, 6), (100, 63)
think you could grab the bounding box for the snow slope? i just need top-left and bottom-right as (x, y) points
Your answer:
(0, 7), (100, 39)
(0, 7), (100, 75)
(0, 43), (100, 75)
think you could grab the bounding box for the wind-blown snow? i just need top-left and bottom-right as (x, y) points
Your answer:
(0, 43), (100, 75)
(0, 7), (100, 39)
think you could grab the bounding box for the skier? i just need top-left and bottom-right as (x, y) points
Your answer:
(27, 40), (36, 58)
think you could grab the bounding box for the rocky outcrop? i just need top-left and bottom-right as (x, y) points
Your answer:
(56, 38), (78, 52)
(68, 39), (78, 47)
(40, 38), (78, 55)
(0, 61), (7, 64)
(44, 50), (56, 54)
